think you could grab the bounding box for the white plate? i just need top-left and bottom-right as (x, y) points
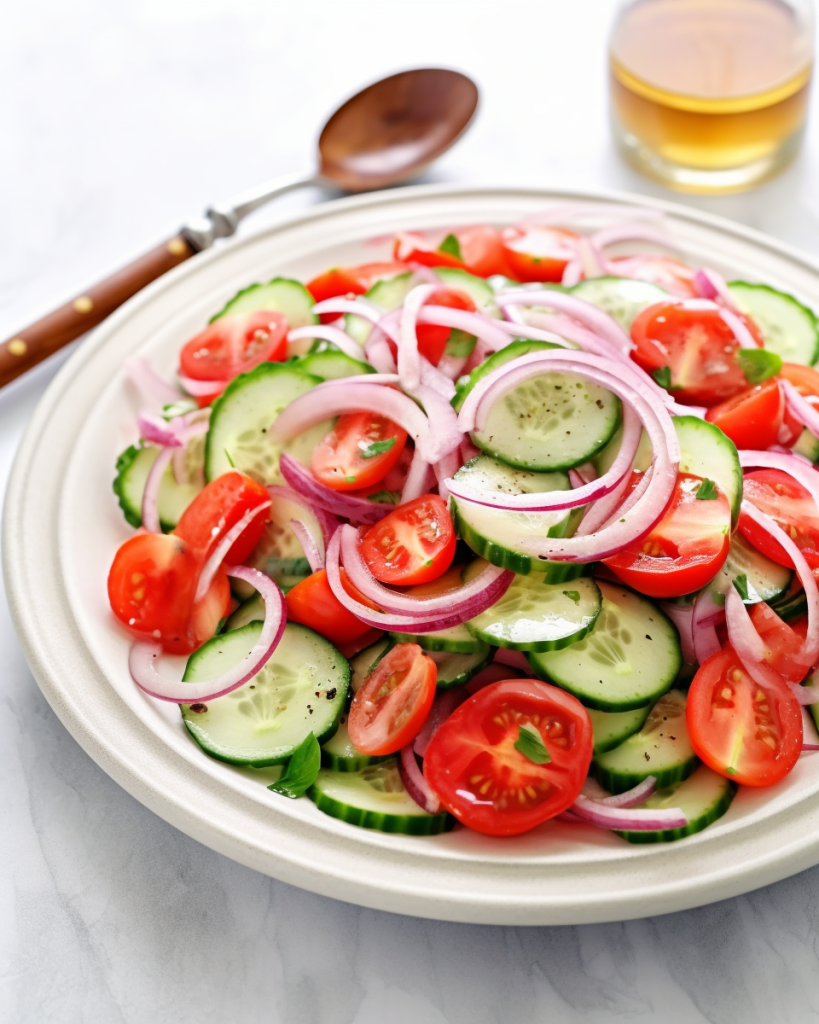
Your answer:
(7, 184), (819, 926)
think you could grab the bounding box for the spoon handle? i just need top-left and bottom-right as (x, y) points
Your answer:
(0, 235), (196, 389)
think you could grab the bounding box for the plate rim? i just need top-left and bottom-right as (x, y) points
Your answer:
(7, 182), (819, 926)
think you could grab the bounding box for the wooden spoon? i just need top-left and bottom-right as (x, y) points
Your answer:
(1, 68), (478, 389)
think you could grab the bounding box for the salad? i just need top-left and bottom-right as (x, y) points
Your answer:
(108, 203), (819, 842)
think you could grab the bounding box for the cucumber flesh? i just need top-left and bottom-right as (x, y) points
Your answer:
(210, 278), (318, 328)
(180, 622), (349, 767)
(204, 362), (328, 484)
(308, 759), (453, 835)
(345, 272), (417, 345)
(434, 267), (499, 314)
(674, 416), (742, 527)
(467, 575), (602, 652)
(529, 580), (681, 711)
(588, 704), (651, 756)
(350, 638), (393, 692)
(297, 350), (374, 380)
(320, 716), (388, 772)
(792, 428), (819, 463)
(592, 689), (698, 794)
(570, 277), (669, 331)
(727, 281), (819, 366)
(708, 532), (792, 605)
(390, 622), (485, 654)
(615, 764), (736, 844)
(113, 442), (202, 531)
(429, 645), (491, 689)
(452, 340), (565, 414)
(471, 370), (621, 471)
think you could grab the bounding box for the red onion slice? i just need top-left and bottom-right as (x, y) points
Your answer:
(570, 794), (687, 831)
(311, 296), (385, 322)
(498, 289), (632, 353)
(718, 307), (757, 349)
(433, 449), (460, 503)
(290, 518), (324, 572)
(129, 565), (286, 703)
(782, 380), (819, 439)
(398, 745), (441, 814)
(125, 357), (182, 405)
(596, 776), (658, 808)
(178, 374), (227, 398)
(693, 267), (738, 308)
(287, 324), (367, 361)
(280, 453), (394, 525)
(194, 500), (271, 603)
(141, 446), (174, 534)
(418, 306), (512, 351)
(692, 588), (724, 665)
(398, 284), (436, 390)
(660, 601), (696, 664)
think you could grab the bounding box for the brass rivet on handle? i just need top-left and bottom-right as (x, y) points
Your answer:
(8, 339), (27, 356)
(73, 296), (94, 314)
(167, 238), (188, 256)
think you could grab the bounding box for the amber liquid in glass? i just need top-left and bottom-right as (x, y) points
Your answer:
(610, 0), (813, 191)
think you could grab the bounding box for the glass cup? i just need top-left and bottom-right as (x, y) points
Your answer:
(609, 0), (815, 193)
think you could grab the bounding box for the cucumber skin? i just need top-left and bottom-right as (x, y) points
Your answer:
(307, 785), (454, 835)
(433, 649), (492, 690)
(589, 705), (652, 756)
(320, 750), (389, 773)
(390, 630), (482, 654)
(592, 751), (699, 796)
(727, 281), (819, 367)
(113, 444), (144, 529)
(615, 780), (736, 844)
(209, 277), (318, 326)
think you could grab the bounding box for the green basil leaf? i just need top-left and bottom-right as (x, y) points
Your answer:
(359, 436), (397, 459)
(513, 724), (552, 765)
(737, 348), (782, 384)
(366, 489), (400, 504)
(438, 233), (463, 261)
(696, 478), (718, 500)
(652, 366), (673, 390)
(268, 733), (321, 799)
(733, 574), (750, 601)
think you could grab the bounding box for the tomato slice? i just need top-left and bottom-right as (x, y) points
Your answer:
(394, 226), (513, 278)
(603, 472), (732, 598)
(780, 362), (819, 398)
(630, 301), (762, 407)
(311, 412), (408, 492)
(360, 495), (456, 586)
(500, 226), (579, 283)
(416, 287), (477, 365)
(306, 262), (411, 304)
(347, 643), (437, 755)
(107, 533), (230, 654)
(686, 645), (803, 786)
(704, 378), (784, 451)
(749, 603), (809, 685)
(738, 469), (819, 567)
(178, 311), (287, 383)
(285, 568), (374, 646)
(423, 678), (593, 836)
(606, 255), (698, 297)
(174, 471), (271, 565)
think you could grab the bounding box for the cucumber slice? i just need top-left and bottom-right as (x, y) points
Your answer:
(674, 415), (742, 527)
(727, 281), (819, 366)
(771, 585), (808, 622)
(204, 362), (327, 484)
(470, 369), (621, 471)
(434, 267), (499, 315)
(308, 759), (453, 835)
(792, 427), (819, 464)
(451, 456), (584, 580)
(529, 580), (681, 711)
(429, 645), (492, 689)
(298, 350), (374, 381)
(592, 689), (697, 793)
(320, 717), (388, 772)
(180, 622), (349, 767)
(113, 442), (202, 530)
(345, 272), (417, 345)
(210, 277), (318, 328)
(452, 340), (564, 414)
(350, 637), (393, 692)
(570, 277), (669, 331)
(225, 592), (266, 631)
(588, 704), (652, 756)
(615, 765), (736, 844)
(467, 575), (602, 652)
(708, 532), (792, 605)
(390, 622), (484, 654)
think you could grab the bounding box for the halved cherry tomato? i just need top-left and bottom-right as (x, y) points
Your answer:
(630, 301), (762, 407)
(347, 643), (437, 755)
(603, 472), (732, 598)
(394, 226), (511, 278)
(738, 469), (819, 567)
(178, 311), (287, 383)
(705, 378), (784, 451)
(749, 604), (809, 685)
(500, 226), (579, 283)
(174, 471), (270, 565)
(423, 678), (593, 836)
(285, 568), (374, 646)
(780, 362), (819, 398)
(360, 495), (456, 586)
(416, 287), (477, 365)
(607, 255), (699, 297)
(311, 412), (408, 492)
(306, 262), (411, 304)
(107, 533), (231, 654)
(686, 645), (803, 786)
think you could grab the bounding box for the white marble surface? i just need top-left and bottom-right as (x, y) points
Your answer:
(4, 1), (819, 1020)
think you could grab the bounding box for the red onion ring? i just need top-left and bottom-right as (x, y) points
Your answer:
(692, 588), (724, 665)
(141, 446), (174, 534)
(693, 267), (738, 308)
(178, 374), (226, 398)
(782, 380), (819, 439)
(418, 306), (512, 351)
(570, 794), (686, 831)
(660, 601), (696, 664)
(433, 449), (460, 503)
(596, 776), (658, 808)
(311, 296), (385, 322)
(398, 745), (441, 814)
(718, 307), (758, 349)
(125, 357), (182, 405)
(280, 453), (394, 525)
(194, 500), (271, 603)
(398, 284), (436, 390)
(287, 324), (367, 361)
(578, 236), (608, 278)
(290, 518), (324, 572)
(497, 289), (632, 353)
(266, 485), (337, 542)
(561, 259), (583, 287)
(738, 449), (819, 515)
(401, 448), (434, 504)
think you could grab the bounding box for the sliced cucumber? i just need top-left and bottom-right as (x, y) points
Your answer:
(434, 267), (499, 315)
(727, 281), (819, 366)
(430, 645), (492, 689)
(792, 427), (819, 463)
(529, 580), (681, 711)
(570, 277), (669, 331)
(451, 456), (584, 580)
(308, 759), (453, 835)
(452, 340), (564, 414)
(616, 765), (736, 844)
(593, 689), (697, 793)
(588, 704), (652, 756)
(210, 277), (318, 328)
(467, 575), (601, 652)
(204, 362), (327, 484)
(674, 415), (742, 527)
(771, 584), (808, 622)
(350, 637), (393, 692)
(708, 532), (792, 605)
(180, 622), (349, 767)
(113, 442), (202, 530)
(345, 271), (417, 345)
(225, 592), (266, 631)
(320, 717), (388, 772)
(390, 622), (484, 654)
(297, 350), (374, 381)
(470, 369), (621, 471)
